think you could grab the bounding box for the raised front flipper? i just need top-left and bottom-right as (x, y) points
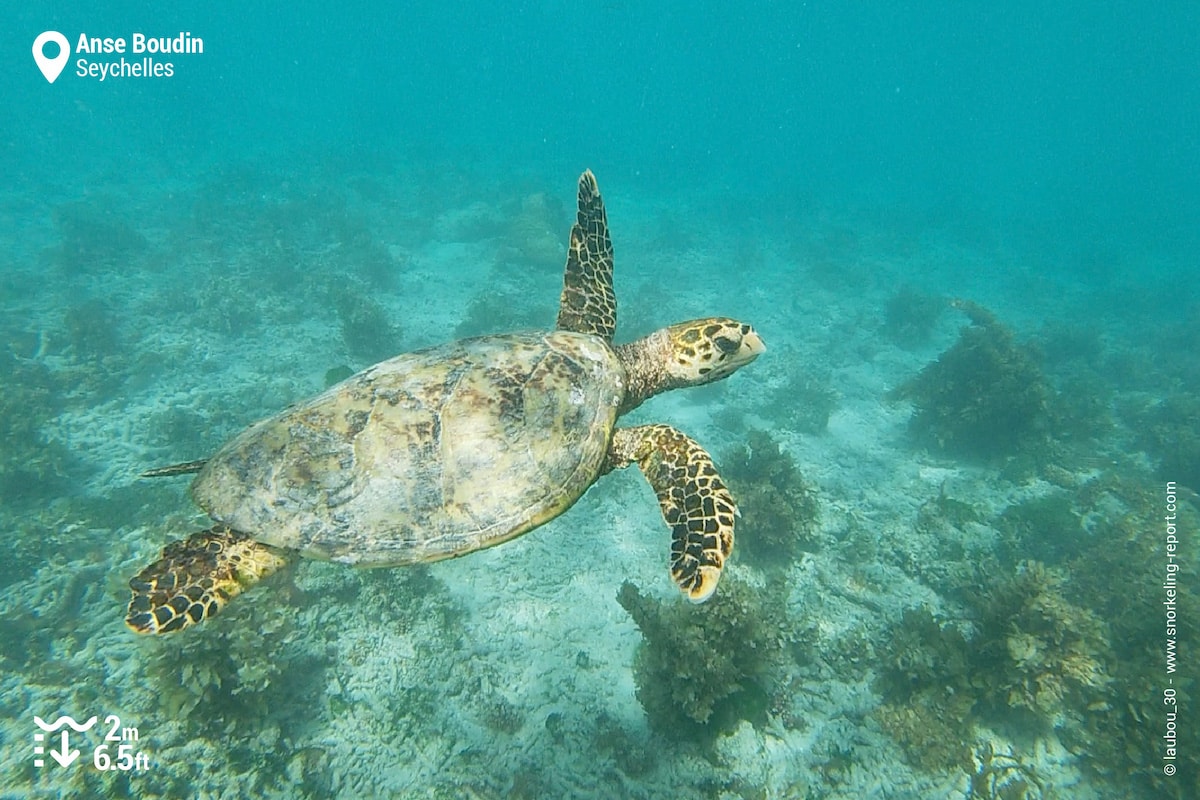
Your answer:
(556, 169), (616, 342)
(607, 424), (736, 602)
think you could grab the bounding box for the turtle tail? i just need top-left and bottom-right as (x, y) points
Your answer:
(140, 459), (208, 478)
(125, 526), (289, 634)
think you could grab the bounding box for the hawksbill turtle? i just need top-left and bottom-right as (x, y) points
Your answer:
(126, 170), (765, 634)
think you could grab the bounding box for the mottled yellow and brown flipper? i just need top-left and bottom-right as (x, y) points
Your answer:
(608, 424), (736, 602)
(126, 526), (288, 634)
(556, 169), (616, 342)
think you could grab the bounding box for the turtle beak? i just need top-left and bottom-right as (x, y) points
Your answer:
(743, 328), (765, 357)
(711, 325), (763, 380)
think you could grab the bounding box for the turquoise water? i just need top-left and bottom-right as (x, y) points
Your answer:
(2, 3), (1197, 798)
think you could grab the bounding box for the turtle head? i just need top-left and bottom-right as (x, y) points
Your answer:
(616, 317), (764, 413)
(662, 317), (765, 386)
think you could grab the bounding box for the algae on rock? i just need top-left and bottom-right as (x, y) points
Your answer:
(874, 560), (1112, 771)
(977, 560), (1110, 717)
(882, 285), (946, 348)
(1129, 393), (1200, 493)
(722, 429), (821, 569)
(0, 349), (75, 508)
(889, 301), (1051, 459)
(617, 572), (794, 737)
(454, 267), (546, 338)
(330, 283), (403, 364)
(758, 368), (839, 435)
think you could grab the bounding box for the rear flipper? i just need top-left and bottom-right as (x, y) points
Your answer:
(126, 525), (289, 634)
(607, 424), (736, 602)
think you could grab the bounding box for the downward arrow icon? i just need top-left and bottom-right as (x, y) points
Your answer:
(49, 730), (79, 768)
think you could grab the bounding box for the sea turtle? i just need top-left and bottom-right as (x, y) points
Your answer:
(126, 170), (765, 634)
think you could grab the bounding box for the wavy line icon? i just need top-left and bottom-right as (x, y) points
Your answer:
(33, 715), (98, 732)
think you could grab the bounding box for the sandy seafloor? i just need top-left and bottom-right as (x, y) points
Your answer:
(0, 156), (1195, 800)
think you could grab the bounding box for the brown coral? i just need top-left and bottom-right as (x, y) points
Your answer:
(616, 573), (793, 736)
(890, 302), (1051, 459)
(722, 429), (821, 569)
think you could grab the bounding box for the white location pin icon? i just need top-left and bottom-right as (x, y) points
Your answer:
(33, 31), (70, 84)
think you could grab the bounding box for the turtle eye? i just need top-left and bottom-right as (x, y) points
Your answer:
(714, 335), (740, 355)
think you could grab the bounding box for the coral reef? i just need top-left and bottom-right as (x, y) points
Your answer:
(874, 693), (974, 773)
(146, 406), (212, 454)
(872, 607), (975, 771)
(1033, 321), (1105, 370)
(500, 191), (567, 270)
(1051, 474), (1199, 797)
(964, 742), (1046, 800)
(176, 164), (406, 340)
(140, 568), (319, 730)
(875, 561), (1111, 770)
(330, 283), (403, 364)
(118, 563), (465, 798)
(46, 198), (149, 275)
(882, 285), (946, 348)
(972, 470), (1199, 796)
(322, 211), (406, 290)
(1027, 323), (1113, 446)
(323, 364), (356, 387)
(0, 348), (74, 508)
(976, 561), (1110, 717)
(616, 571), (794, 737)
(587, 711), (657, 778)
(889, 300), (1051, 459)
(62, 298), (123, 362)
(176, 272), (265, 336)
(454, 267), (546, 338)
(1045, 373), (1114, 446)
(755, 367), (838, 435)
(721, 429), (821, 569)
(55, 299), (131, 401)
(8, 158), (1194, 800)
(876, 607), (972, 699)
(1129, 393), (1200, 493)
(907, 489), (986, 586)
(993, 490), (1083, 567)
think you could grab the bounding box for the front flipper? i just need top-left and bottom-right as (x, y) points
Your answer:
(126, 526), (289, 634)
(556, 169), (616, 342)
(607, 424), (736, 602)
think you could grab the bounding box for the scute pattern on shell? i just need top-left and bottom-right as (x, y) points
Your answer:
(193, 331), (623, 565)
